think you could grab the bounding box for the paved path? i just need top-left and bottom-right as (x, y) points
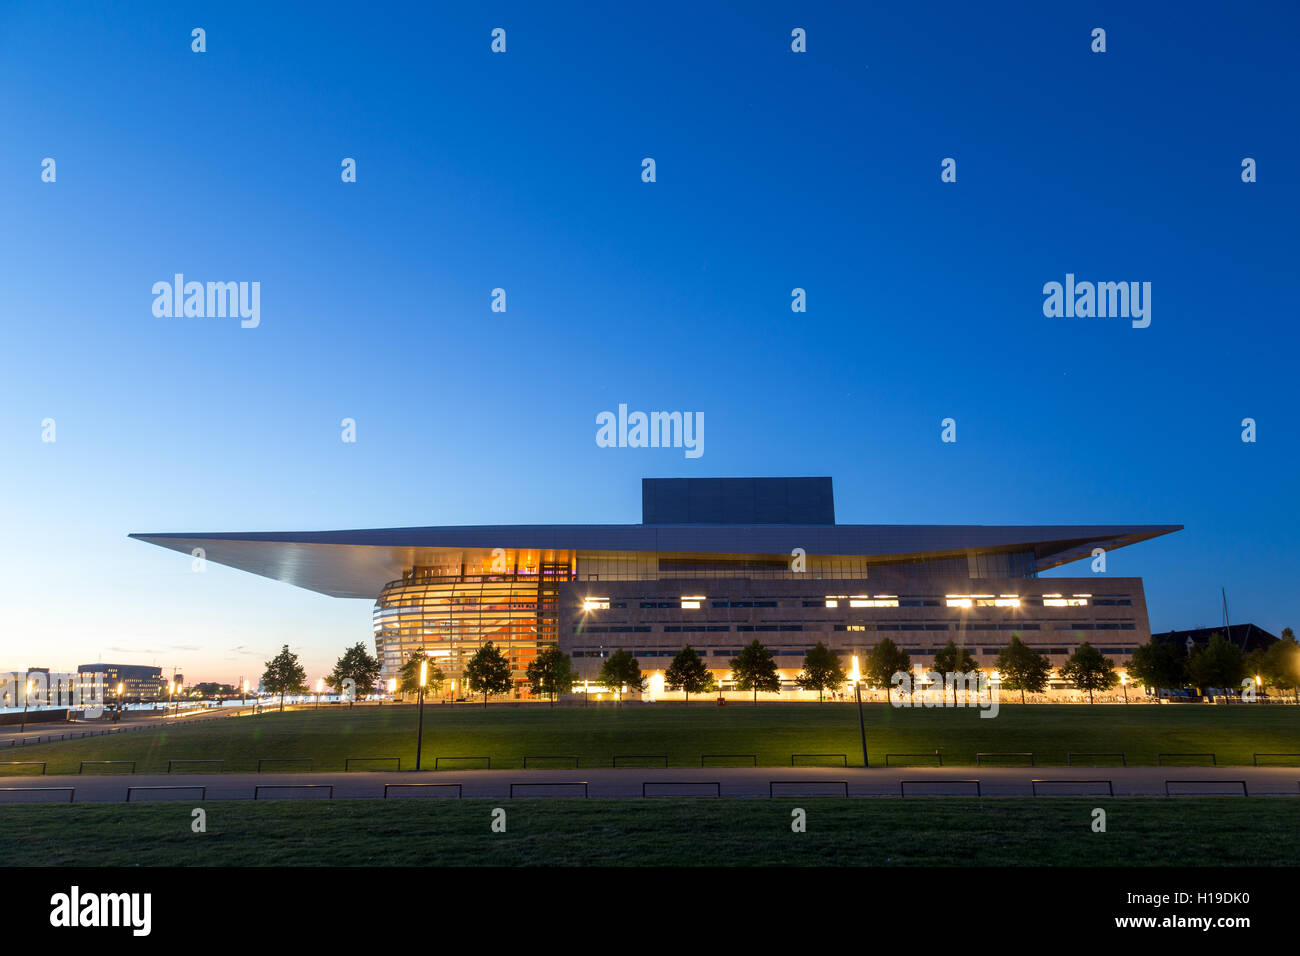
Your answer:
(1, 766), (1297, 803)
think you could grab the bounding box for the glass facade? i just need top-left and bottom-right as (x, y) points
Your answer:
(373, 558), (573, 696)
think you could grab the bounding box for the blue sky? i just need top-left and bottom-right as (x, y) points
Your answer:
(1, 2), (1296, 683)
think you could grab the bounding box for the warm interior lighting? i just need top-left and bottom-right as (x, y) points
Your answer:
(583, 598), (609, 611)
(680, 596), (704, 609)
(1044, 597), (1088, 607)
(946, 597), (973, 608)
(850, 596), (899, 608)
(825, 599), (839, 608)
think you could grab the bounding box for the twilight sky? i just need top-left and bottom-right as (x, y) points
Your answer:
(1, 1), (1296, 683)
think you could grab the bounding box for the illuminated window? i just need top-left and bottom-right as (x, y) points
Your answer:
(583, 598), (609, 611)
(680, 596), (704, 609)
(946, 597), (973, 608)
(825, 600), (839, 608)
(1044, 598), (1089, 607)
(849, 596), (899, 608)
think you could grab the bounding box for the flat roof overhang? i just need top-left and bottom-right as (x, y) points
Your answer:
(129, 523), (1182, 600)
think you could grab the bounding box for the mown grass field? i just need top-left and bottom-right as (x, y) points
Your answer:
(3, 797), (1297, 866)
(5, 703), (1299, 774)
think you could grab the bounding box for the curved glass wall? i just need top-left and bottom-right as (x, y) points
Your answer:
(374, 564), (571, 697)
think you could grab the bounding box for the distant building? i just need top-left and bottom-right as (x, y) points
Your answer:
(77, 663), (166, 701)
(1152, 624), (1279, 655)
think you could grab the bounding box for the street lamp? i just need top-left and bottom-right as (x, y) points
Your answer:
(1256, 674), (1263, 704)
(1120, 672), (1128, 705)
(415, 659), (428, 771)
(316, 678), (324, 710)
(242, 679), (250, 715)
(20, 679), (34, 733)
(168, 680), (175, 717)
(850, 655), (868, 768)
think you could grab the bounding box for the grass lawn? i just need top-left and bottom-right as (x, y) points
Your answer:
(4, 703), (1299, 775)
(3, 797), (1297, 866)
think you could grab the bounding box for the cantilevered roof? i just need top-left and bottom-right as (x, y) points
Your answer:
(129, 523), (1182, 600)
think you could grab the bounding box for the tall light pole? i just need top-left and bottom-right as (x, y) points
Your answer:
(242, 679), (249, 715)
(1120, 673), (1128, 705)
(850, 656), (868, 768)
(1255, 674), (1263, 704)
(20, 679), (34, 733)
(316, 678), (323, 710)
(415, 659), (428, 771)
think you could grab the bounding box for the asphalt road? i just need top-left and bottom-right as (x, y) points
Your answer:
(1, 766), (1297, 803)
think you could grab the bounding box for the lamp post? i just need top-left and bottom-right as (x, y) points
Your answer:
(850, 656), (868, 768)
(316, 678), (323, 710)
(1255, 674), (1263, 704)
(415, 660), (428, 771)
(20, 679), (34, 733)
(1120, 673), (1128, 705)
(242, 679), (250, 715)
(167, 680), (175, 718)
(116, 682), (124, 721)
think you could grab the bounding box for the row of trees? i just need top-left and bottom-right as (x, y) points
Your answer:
(259, 627), (1300, 711)
(261, 642), (382, 712)
(1128, 627), (1299, 700)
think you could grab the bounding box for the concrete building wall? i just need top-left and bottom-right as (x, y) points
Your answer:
(560, 576), (1149, 696)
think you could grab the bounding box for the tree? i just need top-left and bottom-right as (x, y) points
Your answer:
(397, 650), (445, 699)
(526, 647), (576, 706)
(796, 642), (846, 702)
(865, 638), (911, 704)
(1186, 632), (1246, 698)
(261, 645), (307, 712)
(729, 640), (781, 704)
(994, 635), (1051, 704)
(1261, 629), (1300, 702)
(598, 648), (646, 705)
(1127, 639), (1188, 695)
(664, 645), (715, 704)
(1059, 642), (1119, 703)
(464, 641), (514, 708)
(328, 642), (382, 707)
(932, 640), (978, 705)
